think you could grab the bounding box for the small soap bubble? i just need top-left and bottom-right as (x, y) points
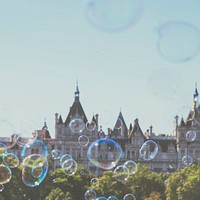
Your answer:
(114, 165), (129, 182)
(3, 153), (19, 168)
(78, 135), (90, 147)
(186, 131), (196, 142)
(69, 117), (85, 133)
(123, 160), (137, 175)
(123, 193), (136, 200)
(139, 140), (158, 161)
(50, 149), (62, 160)
(107, 196), (119, 200)
(32, 166), (43, 178)
(62, 159), (78, 176)
(86, 121), (96, 131)
(90, 177), (99, 188)
(0, 164), (12, 184)
(84, 0), (143, 32)
(157, 21), (200, 62)
(0, 184), (4, 192)
(60, 154), (72, 166)
(84, 189), (97, 200)
(87, 138), (123, 170)
(182, 155), (193, 166)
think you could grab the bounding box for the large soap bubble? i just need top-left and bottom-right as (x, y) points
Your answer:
(3, 153), (19, 168)
(87, 138), (123, 170)
(84, 0), (143, 32)
(0, 164), (12, 184)
(139, 140), (158, 161)
(157, 21), (200, 62)
(69, 117), (85, 133)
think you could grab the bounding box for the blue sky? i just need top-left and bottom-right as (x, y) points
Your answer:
(0, 0), (200, 138)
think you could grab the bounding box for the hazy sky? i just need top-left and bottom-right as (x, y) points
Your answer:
(1, 0), (200, 138)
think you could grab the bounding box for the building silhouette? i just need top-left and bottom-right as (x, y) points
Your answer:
(1, 83), (200, 173)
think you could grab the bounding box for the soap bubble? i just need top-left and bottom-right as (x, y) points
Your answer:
(3, 153), (19, 168)
(139, 140), (158, 161)
(107, 196), (119, 200)
(123, 160), (137, 175)
(69, 117), (85, 133)
(50, 149), (62, 160)
(0, 184), (4, 192)
(60, 154), (72, 166)
(157, 21), (200, 62)
(84, 189), (97, 200)
(62, 159), (78, 176)
(90, 177), (99, 188)
(0, 164), (12, 184)
(182, 155), (193, 166)
(0, 142), (7, 157)
(78, 135), (90, 147)
(84, 0), (143, 32)
(186, 131), (196, 142)
(123, 193), (136, 200)
(114, 165), (129, 182)
(22, 154), (48, 187)
(86, 121), (96, 131)
(21, 139), (48, 160)
(87, 138), (123, 170)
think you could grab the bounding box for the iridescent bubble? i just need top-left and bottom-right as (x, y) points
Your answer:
(157, 21), (200, 62)
(3, 153), (19, 168)
(21, 139), (48, 161)
(107, 196), (119, 200)
(86, 121), (96, 131)
(50, 149), (62, 160)
(113, 165), (129, 182)
(182, 155), (193, 166)
(139, 140), (158, 161)
(87, 138), (123, 170)
(123, 160), (137, 175)
(60, 154), (72, 166)
(147, 68), (181, 101)
(84, 189), (97, 200)
(0, 142), (7, 157)
(78, 135), (90, 147)
(123, 193), (136, 200)
(186, 131), (196, 142)
(84, 0), (143, 32)
(69, 117), (85, 133)
(62, 159), (78, 176)
(0, 121), (17, 149)
(0, 164), (12, 184)
(32, 166), (43, 178)
(0, 184), (4, 192)
(90, 177), (99, 188)
(22, 154), (48, 187)
(17, 119), (38, 147)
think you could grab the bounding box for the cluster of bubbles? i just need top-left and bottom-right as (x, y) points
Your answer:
(84, 189), (136, 200)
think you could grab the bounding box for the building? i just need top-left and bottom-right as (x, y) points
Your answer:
(1, 84), (200, 173)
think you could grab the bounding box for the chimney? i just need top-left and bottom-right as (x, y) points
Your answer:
(150, 125), (153, 136)
(55, 113), (58, 124)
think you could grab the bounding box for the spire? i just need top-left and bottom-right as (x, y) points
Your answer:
(75, 80), (80, 102)
(42, 119), (48, 130)
(192, 82), (199, 112)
